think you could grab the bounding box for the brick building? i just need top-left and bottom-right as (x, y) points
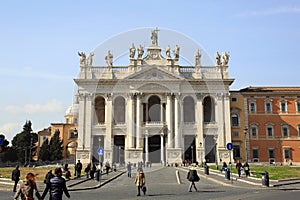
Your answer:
(240, 87), (300, 164)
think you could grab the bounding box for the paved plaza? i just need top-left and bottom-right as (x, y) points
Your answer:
(1, 165), (300, 199)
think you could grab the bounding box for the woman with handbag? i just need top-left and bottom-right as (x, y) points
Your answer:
(14, 172), (42, 200)
(134, 168), (146, 196)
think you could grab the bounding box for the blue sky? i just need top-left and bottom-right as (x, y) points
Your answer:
(0, 0), (300, 143)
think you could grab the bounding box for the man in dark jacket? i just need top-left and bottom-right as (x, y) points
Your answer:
(76, 160), (83, 178)
(11, 165), (20, 192)
(42, 167), (70, 200)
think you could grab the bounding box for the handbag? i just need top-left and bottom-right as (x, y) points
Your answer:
(142, 185), (147, 193)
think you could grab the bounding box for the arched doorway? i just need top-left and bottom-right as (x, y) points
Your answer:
(184, 135), (196, 164)
(204, 135), (216, 163)
(146, 135), (161, 163)
(113, 135), (125, 164)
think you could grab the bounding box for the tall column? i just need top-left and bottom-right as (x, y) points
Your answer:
(78, 93), (86, 151)
(166, 93), (173, 148)
(160, 133), (164, 165)
(136, 93), (142, 149)
(84, 93), (93, 151)
(105, 93), (113, 152)
(127, 93), (134, 149)
(223, 93), (231, 147)
(174, 94), (180, 148)
(160, 103), (164, 123)
(196, 93), (204, 162)
(145, 131), (149, 163)
(146, 103), (149, 123)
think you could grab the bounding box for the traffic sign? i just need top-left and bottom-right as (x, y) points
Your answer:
(226, 143), (233, 150)
(97, 147), (104, 156)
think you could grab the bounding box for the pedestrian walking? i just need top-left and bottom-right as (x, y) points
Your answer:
(187, 165), (199, 192)
(42, 167), (70, 200)
(84, 163), (91, 178)
(76, 160), (83, 178)
(127, 162), (132, 178)
(134, 168), (146, 196)
(220, 161), (227, 172)
(236, 160), (242, 177)
(62, 164), (71, 180)
(105, 162), (110, 175)
(44, 170), (54, 184)
(14, 172), (42, 200)
(11, 165), (20, 192)
(90, 163), (96, 179)
(243, 162), (250, 177)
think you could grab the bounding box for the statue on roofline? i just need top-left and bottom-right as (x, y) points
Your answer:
(78, 51), (86, 66)
(105, 50), (113, 67)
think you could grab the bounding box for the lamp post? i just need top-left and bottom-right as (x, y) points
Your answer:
(191, 145), (194, 164)
(244, 128), (248, 162)
(118, 146), (121, 164)
(73, 129), (78, 176)
(213, 135), (218, 169)
(199, 142), (203, 166)
(98, 137), (102, 165)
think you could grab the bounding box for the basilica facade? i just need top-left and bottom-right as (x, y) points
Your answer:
(74, 30), (234, 165)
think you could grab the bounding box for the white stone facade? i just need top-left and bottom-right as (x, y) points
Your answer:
(74, 30), (234, 165)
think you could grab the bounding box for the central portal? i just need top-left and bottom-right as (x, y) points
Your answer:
(146, 135), (161, 163)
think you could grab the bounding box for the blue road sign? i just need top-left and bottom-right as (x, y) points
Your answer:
(0, 138), (3, 146)
(226, 143), (233, 150)
(97, 147), (104, 156)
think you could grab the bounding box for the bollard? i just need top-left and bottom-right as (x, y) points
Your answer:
(96, 169), (101, 182)
(204, 166), (209, 175)
(261, 171), (269, 187)
(175, 170), (181, 184)
(225, 169), (230, 180)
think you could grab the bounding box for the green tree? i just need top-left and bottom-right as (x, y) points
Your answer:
(11, 120), (38, 163)
(49, 129), (63, 161)
(38, 138), (50, 161)
(0, 134), (13, 162)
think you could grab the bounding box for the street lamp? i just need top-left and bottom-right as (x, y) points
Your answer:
(98, 137), (102, 165)
(199, 142), (203, 166)
(213, 135), (218, 169)
(191, 145), (194, 164)
(73, 129), (78, 176)
(244, 128), (248, 162)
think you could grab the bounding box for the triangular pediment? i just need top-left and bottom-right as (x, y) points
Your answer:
(123, 66), (184, 81)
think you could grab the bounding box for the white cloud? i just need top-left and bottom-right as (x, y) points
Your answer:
(237, 6), (300, 17)
(0, 123), (19, 133)
(4, 99), (64, 114)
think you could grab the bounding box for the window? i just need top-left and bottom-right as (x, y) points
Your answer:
(297, 101), (300, 112)
(233, 145), (241, 158)
(251, 126), (257, 137)
(265, 101), (272, 113)
(231, 97), (237, 102)
(250, 102), (256, 113)
(298, 125), (300, 137)
(266, 126), (273, 137)
(231, 114), (239, 127)
(284, 148), (291, 159)
(282, 126), (289, 137)
(268, 148), (275, 158)
(252, 148), (259, 158)
(232, 131), (239, 137)
(280, 101), (287, 112)
(43, 136), (48, 141)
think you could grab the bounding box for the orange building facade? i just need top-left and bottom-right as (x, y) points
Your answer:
(240, 87), (300, 164)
